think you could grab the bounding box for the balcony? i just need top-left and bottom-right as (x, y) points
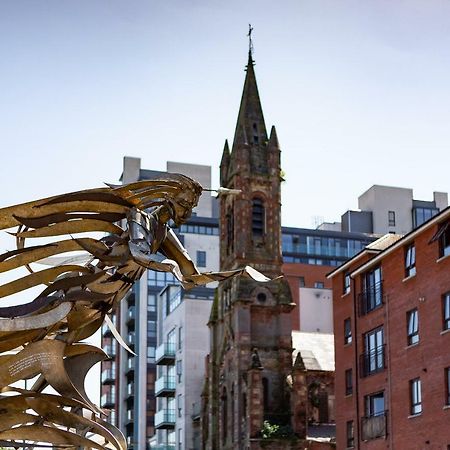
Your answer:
(125, 408), (134, 424)
(154, 409), (176, 429)
(103, 343), (116, 358)
(127, 306), (136, 325)
(126, 357), (135, 373)
(360, 345), (385, 377)
(126, 382), (134, 398)
(361, 411), (388, 441)
(155, 376), (176, 397)
(358, 282), (384, 315)
(101, 368), (116, 384)
(155, 343), (176, 365)
(101, 392), (115, 408)
(127, 331), (135, 348)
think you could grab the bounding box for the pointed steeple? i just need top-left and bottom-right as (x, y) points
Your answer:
(232, 51), (268, 152)
(268, 125), (279, 149)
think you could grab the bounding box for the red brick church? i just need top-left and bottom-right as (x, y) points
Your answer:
(201, 47), (334, 450)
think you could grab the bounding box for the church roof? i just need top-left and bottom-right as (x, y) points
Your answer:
(291, 331), (335, 372)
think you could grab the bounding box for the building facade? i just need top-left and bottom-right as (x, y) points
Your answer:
(329, 208), (450, 449)
(341, 185), (448, 235)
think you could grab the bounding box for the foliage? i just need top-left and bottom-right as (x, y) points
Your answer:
(260, 420), (295, 440)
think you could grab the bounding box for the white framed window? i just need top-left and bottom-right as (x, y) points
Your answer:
(410, 378), (422, 415)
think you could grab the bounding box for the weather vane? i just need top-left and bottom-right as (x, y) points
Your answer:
(247, 23), (254, 56)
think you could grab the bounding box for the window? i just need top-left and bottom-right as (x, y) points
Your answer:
(443, 292), (450, 331)
(176, 360), (182, 383)
(346, 420), (354, 448)
(361, 266), (383, 314)
(365, 391), (385, 417)
(147, 293), (156, 312)
(407, 309), (419, 345)
(344, 318), (352, 345)
(410, 378), (422, 415)
(405, 244), (416, 277)
(445, 368), (450, 406)
(252, 123), (259, 144)
(252, 198), (265, 237)
(413, 207), (439, 228)
(431, 221), (450, 258)
(299, 276), (305, 287)
(147, 320), (156, 338)
(167, 328), (176, 351)
(345, 369), (353, 395)
(314, 281), (324, 288)
(196, 251), (206, 267)
(388, 211), (396, 227)
(147, 346), (155, 363)
(226, 207), (234, 254)
(363, 327), (384, 376)
(344, 272), (351, 295)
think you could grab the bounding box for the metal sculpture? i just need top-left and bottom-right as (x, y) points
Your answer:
(0, 174), (269, 449)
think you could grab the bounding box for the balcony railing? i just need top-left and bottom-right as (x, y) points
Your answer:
(100, 392), (115, 408)
(127, 331), (135, 347)
(154, 409), (176, 429)
(126, 357), (135, 373)
(360, 345), (385, 377)
(101, 368), (116, 384)
(155, 343), (176, 365)
(126, 408), (134, 424)
(358, 282), (384, 315)
(127, 383), (134, 398)
(361, 411), (388, 441)
(155, 376), (176, 397)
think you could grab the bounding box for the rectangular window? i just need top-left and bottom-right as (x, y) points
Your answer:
(446, 367), (450, 406)
(196, 250), (206, 267)
(388, 210), (396, 227)
(365, 391), (385, 417)
(432, 221), (450, 258)
(410, 378), (422, 415)
(314, 281), (324, 288)
(147, 320), (156, 338)
(407, 309), (419, 345)
(361, 266), (383, 314)
(405, 244), (416, 278)
(363, 327), (384, 376)
(443, 293), (450, 331)
(147, 294), (156, 312)
(345, 368), (353, 395)
(343, 272), (351, 295)
(346, 420), (354, 448)
(147, 346), (155, 363)
(344, 318), (352, 345)
(167, 328), (176, 346)
(299, 276), (305, 287)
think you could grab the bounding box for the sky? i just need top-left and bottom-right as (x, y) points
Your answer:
(1, 0), (450, 403)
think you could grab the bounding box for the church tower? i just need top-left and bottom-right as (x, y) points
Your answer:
(204, 40), (300, 450)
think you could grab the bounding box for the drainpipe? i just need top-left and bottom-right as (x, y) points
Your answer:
(351, 275), (361, 448)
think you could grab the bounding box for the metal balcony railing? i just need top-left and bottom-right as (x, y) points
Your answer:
(358, 282), (384, 315)
(155, 376), (176, 397)
(360, 345), (386, 377)
(155, 342), (176, 365)
(154, 409), (176, 429)
(101, 368), (116, 384)
(361, 411), (388, 441)
(100, 392), (115, 408)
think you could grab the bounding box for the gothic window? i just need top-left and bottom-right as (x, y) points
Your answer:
(252, 198), (265, 238)
(252, 123), (259, 144)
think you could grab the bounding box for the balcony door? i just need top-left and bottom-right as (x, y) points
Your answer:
(363, 267), (382, 311)
(365, 327), (384, 373)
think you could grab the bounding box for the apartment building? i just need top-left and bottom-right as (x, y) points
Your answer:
(329, 207), (450, 449)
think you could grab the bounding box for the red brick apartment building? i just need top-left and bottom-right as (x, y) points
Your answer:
(329, 207), (450, 450)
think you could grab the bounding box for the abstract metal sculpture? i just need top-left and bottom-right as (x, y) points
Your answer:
(0, 174), (268, 449)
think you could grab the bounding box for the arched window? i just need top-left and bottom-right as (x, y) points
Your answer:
(252, 198), (265, 237)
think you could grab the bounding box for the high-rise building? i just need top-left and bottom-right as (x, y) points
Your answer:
(328, 207), (450, 449)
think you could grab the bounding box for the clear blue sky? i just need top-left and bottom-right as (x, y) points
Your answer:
(1, 0), (450, 405)
(2, 0), (450, 228)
